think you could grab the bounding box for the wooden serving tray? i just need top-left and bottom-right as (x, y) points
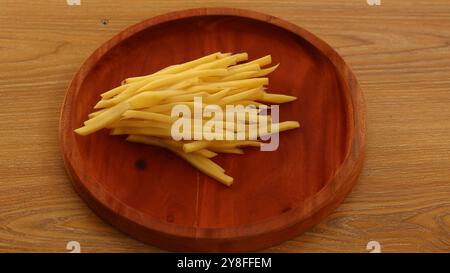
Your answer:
(59, 8), (365, 252)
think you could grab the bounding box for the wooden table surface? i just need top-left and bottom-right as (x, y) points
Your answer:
(1, 0), (449, 253)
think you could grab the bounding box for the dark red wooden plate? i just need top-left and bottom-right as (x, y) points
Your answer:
(59, 8), (365, 252)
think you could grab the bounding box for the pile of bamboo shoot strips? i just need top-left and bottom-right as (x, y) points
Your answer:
(75, 52), (300, 186)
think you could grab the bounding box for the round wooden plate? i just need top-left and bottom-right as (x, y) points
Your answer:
(60, 8), (365, 252)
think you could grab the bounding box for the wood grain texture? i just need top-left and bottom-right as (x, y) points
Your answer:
(0, 0), (449, 252)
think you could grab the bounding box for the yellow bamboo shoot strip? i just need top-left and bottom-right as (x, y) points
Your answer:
(171, 150), (232, 185)
(222, 111), (262, 124)
(202, 64), (260, 82)
(219, 87), (264, 105)
(192, 57), (234, 70)
(163, 142), (220, 161)
(144, 102), (195, 113)
(228, 148), (244, 154)
(122, 52), (223, 84)
(198, 76), (223, 83)
(218, 52), (232, 58)
(225, 63), (260, 75)
(183, 140), (261, 153)
(158, 139), (218, 159)
(168, 77), (200, 90)
(75, 101), (130, 136)
(193, 53), (247, 70)
(256, 121), (300, 136)
(185, 85), (224, 93)
(234, 110), (260, 122)
(253, 64), (280, 78)
(202, 78), (268, 89)
(209, 147), (244, 154)
(252, 64), (279, 77)
(145, 138), (218, 159)
(213, 140), (260, 148)
(195, 149), (218, 158)
(163, 91), (209, 103)
(127, 90), (184, 109)
(229, 55), (272, 70)
(182, 141), (237, 154)
(163, 114), (259, 132)
(229, 121), (300, 137)
(127, 92), (169, 109)
(220, 71), (259, 81)
(126, 135), (233, 186)
(159, 53), (247, 84)
(234, 53), (248, 62)
(121, 69), (172, 85)
(108, 120), (169, 129)
(274, 121), (300, 132)
(258, 92), (297, 104)
(204, 88), (230, 104)
(182, 141), (210, 153)
(247, 55), (272, 67)
(234, 100), (268, 107)
(220, 64), (277, 86)
(100, 84), (129, 100)
(88, 108), (108, 119)
(226, 88), (250, 96)
(122, 110), (177, 123)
